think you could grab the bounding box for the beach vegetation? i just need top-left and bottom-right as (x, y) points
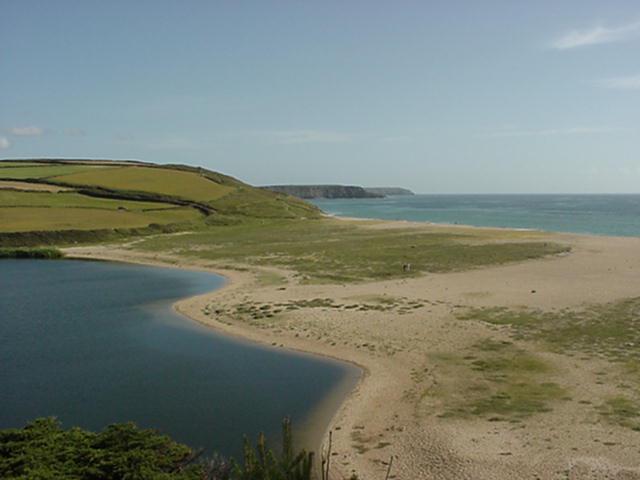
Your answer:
(0, 247), (64, 259)
(597, 396), (640, 431)
(429, 341), (566, 421)
(135, 218), (568, 283)
(459, 298), (640, 362)
(459, 301), (640, 428)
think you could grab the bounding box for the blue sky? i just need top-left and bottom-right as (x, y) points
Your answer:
(1, 1), (639, 193)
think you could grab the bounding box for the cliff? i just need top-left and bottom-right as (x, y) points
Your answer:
(262, 185), (383, 199)
(365, 187), (415, 196)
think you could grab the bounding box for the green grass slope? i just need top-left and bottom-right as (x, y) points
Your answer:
(0, 159), (320, 246)
(51, 165), (235, 201)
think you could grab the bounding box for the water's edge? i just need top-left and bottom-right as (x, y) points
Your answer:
(66, 254), (365, 458)
(313, 194), (640, 238)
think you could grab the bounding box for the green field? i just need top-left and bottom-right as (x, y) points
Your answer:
(0, 189), (202, 232)
(52, 165), (235, 201)
(0, 190), (177, 210)
(0, 164), (109, 179)
(0, 160), (320, 243)
(0, 162), (42, 168)
(0, 206), (201, 232)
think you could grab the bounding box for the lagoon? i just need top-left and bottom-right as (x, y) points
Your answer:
(0, 259), (358, 458)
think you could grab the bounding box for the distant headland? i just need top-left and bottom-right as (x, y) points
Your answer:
(261, 184), (414, 199)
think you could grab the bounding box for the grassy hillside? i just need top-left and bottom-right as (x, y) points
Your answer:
(52, 165), (235, 201)
(0, 159), (568, 283)
(0, 159), (319, 245)
(0, 164), (109, 179)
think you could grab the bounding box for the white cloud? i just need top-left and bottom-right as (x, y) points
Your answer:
(551, 20), (640, 49)
(599, 74), (640, 90)
(480, 126), (621, 138)
(9, 126), (44, 136)
(0, 137), (11, 149)
(266, 130), (354, 145)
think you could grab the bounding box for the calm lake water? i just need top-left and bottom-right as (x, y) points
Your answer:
(0, 259), (359, 458)
(313, 194), (640, 237)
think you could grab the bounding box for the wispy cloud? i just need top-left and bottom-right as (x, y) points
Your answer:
(551, 20), (640, 49)
(0, 137), (10, 150)
(480, 126), (621, 138)
(9, 126), (44, 136)
(266, 130), (354, 145)
(599, 74), (640, 90)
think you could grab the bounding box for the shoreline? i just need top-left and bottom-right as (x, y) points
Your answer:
(321, 211), (640, 240)
(61, 247), (367, 465)
(64, 217), (640, 479)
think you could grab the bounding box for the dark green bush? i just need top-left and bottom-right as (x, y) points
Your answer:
(0, 247), (64, 259)
(0, 418), (316, 480)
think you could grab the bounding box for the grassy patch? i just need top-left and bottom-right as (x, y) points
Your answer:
(468, 382), (565, 418)
(0, 164), (106, 179)
(597, 396), (640, 430)
(52, 165), (234, 202)
(0, 223), (188, 248)
(255, 270), (288, 287)
(0, 162), (320, 247)
(135, 218), (569, 283)
(0, 190), (178, 210)
(0, 162), (42, 167)
(431, 340), (565, 420)
(459, 299), (640, 362)
(0, 206), (202, 232)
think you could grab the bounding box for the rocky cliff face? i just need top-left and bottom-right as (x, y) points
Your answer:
(364, 187), (414, 196)
(262, 185), (383, 199)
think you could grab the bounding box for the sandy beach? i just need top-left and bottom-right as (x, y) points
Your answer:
(65, 219), (640, 480)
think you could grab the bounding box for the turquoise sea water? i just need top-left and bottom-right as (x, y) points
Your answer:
(0, 260), (359, 458)
(313, 194), (640, 237)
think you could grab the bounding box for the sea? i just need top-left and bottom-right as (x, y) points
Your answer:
(312, 194), (640, 237)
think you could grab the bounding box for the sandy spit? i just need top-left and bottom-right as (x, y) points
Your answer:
(64, 220), (640, 480)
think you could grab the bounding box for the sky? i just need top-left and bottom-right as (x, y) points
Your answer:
(1, 1), (639, 193)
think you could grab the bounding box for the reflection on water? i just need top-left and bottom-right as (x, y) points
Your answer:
(0, 259), (359, 459)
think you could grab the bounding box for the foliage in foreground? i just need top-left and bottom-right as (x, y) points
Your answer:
(0, 418), (199, 479)
(0, 418), (319, 480)
(0, 247), (64, 259)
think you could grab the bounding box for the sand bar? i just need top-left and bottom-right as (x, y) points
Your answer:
(65, 218), (640, 480)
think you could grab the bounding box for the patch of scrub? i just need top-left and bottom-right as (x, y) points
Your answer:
(136, 218), (570, 283)
(255, 270), (288, 287)
(458, 298), (640, 362)
(420, 340), (566, 421)
(459, 300), (640, 429)
(597, 396), (640, 431)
